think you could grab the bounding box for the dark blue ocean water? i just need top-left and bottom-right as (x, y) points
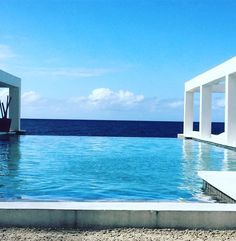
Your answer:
(21, 119), (224, 137)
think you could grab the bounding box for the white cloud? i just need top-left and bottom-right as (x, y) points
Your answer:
(154, 98), (184, 110)
(167, 100), (184, 108)
(52, 68), (115, 77)
(0, 44), (15, 60)
(19, 89), (185, 120)
(70, 88), (144, 109)
(88, 88), (113, 102)
(0, 88), (9, 99)
(215, 98), (225, 108)
(22, 91), (41, 103)
(89, 88), (144, 104)
(25, 67), (117, 78)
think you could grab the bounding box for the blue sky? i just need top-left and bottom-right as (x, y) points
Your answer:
(0, 0), (235, 121)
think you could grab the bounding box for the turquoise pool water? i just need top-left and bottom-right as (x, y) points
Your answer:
(0, 135), (236, 202)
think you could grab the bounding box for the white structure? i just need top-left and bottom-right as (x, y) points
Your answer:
(183, 57), (236, 148)
(0, 70), (21, 131)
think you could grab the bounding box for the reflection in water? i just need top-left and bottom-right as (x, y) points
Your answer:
(0, 135), (21, 199)
(197, 142), (211, 170)
(182, 140), (236, 171)
(182, 139), (194, 161)
(0, 135), (21, 173)
(196, 142), (224, 171)
(223, 148), (236, 171)
(181, 140), (201, 199)
(181, 140), (236, 201)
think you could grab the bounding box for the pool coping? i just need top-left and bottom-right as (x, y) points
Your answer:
(1, 201), (236, 211)
(1, 202), (236, 229)
(198, 171), (236, 203)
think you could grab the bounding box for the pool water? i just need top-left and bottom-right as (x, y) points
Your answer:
(0, 135), (236, 202)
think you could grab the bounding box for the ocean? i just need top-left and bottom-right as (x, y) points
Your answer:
(21, 119), (224, 137)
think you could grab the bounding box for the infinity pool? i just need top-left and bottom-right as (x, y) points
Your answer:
(0, 135), (236, 202)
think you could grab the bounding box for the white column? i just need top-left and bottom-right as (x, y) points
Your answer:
(184, 91), (194, 137)
(225, 74), (236, 146)
(9, 86), (21, 131)
(199, 85), (212, 138)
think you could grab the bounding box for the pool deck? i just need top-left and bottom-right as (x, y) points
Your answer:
(1, 202), (236, 229)
(199, 171), (236, 203)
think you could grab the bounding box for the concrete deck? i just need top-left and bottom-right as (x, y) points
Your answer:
(1, 202), (236, 229)
(199, 171), (236, 203)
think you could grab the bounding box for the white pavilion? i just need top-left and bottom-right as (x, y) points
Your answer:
(0, 69), (21, 132)
(183, 56), (236, 148)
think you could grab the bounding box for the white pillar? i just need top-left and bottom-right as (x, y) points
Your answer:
(9, 86), (21, 131)
(184, 91), (194, 137)
(225, 74), (236, 146)
(199, 85), (212, 138)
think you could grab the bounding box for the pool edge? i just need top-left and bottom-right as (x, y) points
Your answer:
(0, 202), (236, 230)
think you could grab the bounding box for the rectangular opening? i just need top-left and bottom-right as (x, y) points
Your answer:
(211, 83), (225, 135)
(193, 91), (200, 131)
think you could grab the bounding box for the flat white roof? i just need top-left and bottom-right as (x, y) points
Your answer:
(185, 56), (236, 92)
(0, 69), (21, 88)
